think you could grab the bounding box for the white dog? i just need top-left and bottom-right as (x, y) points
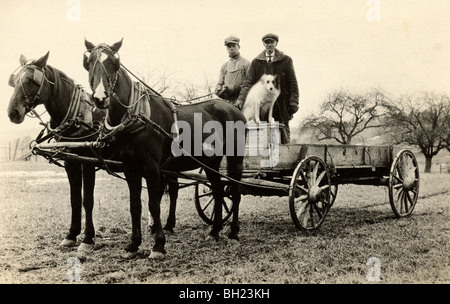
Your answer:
(242, 74), (280, 123)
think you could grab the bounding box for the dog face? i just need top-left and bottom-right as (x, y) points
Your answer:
(260, 74), (279, 92)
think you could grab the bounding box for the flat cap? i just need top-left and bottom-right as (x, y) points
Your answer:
(224, 35), (240, 45)
(262, 33), (279, 42)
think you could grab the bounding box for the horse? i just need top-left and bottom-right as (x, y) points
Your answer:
(83, 38), (246, 259)
(6, 52), (179, 255)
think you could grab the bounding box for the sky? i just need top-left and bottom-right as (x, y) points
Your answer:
(1, 0), (449, 145)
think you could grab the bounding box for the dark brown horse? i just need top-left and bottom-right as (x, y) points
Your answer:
(83, 39), (246, 259)
(6, 52), (179, 254)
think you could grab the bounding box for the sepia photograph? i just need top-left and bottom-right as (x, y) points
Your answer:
(0, 0), (448, 290)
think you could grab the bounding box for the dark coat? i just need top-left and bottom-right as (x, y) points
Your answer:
(238, 49), (299, 122)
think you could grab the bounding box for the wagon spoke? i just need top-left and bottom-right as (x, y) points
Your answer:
(309, 203), (315, 228)
(399, 191), (405, 214)
(393, 173), (403, 183)
(201, 197), (214, 213)
(393, 183), (403, 189)
(297, 194), (308, 202)
(313, 202), (323, 218)
(296, 202), (308, 222)
(222, 200), (231, 214)
(296, 184), (309, 194)
(315, 171), (326, 185)
(319, 184), (330, 191)
(396, 165), (404, 181)
(405, 191), (412, 213)
(197, 190), (213, 199)
(312, 161), (319, 184)
(299, 170), (309, 187)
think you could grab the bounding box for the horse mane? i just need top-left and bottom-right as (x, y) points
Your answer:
(41, 64), (79, 128)
(44, 65), (76, 91)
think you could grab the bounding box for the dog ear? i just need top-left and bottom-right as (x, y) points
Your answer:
(260, 74), (267, 84)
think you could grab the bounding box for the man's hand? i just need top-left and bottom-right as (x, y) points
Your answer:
(235, 99), (245, 110)
(289, 103), (299, 115)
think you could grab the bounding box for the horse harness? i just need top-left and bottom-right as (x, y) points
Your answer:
(99, 80), (179, 143)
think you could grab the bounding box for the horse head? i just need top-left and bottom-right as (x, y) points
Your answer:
(83, 38), (123, 109)
(7, 52), (50, 123)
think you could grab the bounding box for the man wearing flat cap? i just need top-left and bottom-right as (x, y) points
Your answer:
(236, 33), (299, 144)
(215, 35), (250, 105)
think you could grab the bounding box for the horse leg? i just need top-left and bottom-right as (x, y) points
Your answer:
(78, 164), (96, 254)
(163, 178), (179, 233)
(123, 169), (143, 257)
(60, 161), (82, 247)
(226, 156), (244, 241)
(204, 166), (225, 240)
(147, 173), (166, 259)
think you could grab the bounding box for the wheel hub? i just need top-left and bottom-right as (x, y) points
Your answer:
(403, 175), (415, 190)
(308, 185), (322, 203)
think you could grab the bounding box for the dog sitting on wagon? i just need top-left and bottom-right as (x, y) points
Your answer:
(236, 33), (299, 144)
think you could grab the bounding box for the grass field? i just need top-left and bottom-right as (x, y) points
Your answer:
(0, 160), (448, 284)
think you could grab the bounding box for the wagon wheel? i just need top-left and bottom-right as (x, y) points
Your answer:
(289, 156), (332, 231)
(194, 169), (233, 225)
(388, 149), (420, 217)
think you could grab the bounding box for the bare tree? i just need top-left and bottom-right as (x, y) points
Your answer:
(138, 67), (174, 95)
(386, 92), (450, 173)
(301, 89), (392, 144)
(174, 75), (216, 103)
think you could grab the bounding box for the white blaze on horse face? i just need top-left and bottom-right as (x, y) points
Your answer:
(93, 76), (107, 102)
(99, 52), (108, 63)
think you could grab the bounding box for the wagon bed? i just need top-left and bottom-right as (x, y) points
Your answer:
(32, 123), (420, 232)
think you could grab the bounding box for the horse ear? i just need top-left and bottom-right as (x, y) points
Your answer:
(20, 54), (27, 65)
(109, 38), (123, 53)
(34, 51), (49, 68)
(83, 53), (90, 71)
(85, 38), (95, 50)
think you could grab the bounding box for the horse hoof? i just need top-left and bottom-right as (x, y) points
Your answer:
(227, 238), (240, 245)
(228, 233), (240, 242)
(59, 239), (76, 248)
(77, 242), (94, 254)
(163, 226), (175, 234)
(149, 250), (165, 260)
(206, 235), (220, 242)
(120, 251), (137, 259)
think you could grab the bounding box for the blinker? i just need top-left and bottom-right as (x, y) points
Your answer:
(8, 74), (15, 87)
(8, 68), (44, 87)
(33, 69), (44, 85)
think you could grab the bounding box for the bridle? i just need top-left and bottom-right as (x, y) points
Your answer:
(9, 61), (54, 112)
(85, 45), (120, 102)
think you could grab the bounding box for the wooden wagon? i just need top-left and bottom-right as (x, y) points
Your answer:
(32, 122), (420, 231)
